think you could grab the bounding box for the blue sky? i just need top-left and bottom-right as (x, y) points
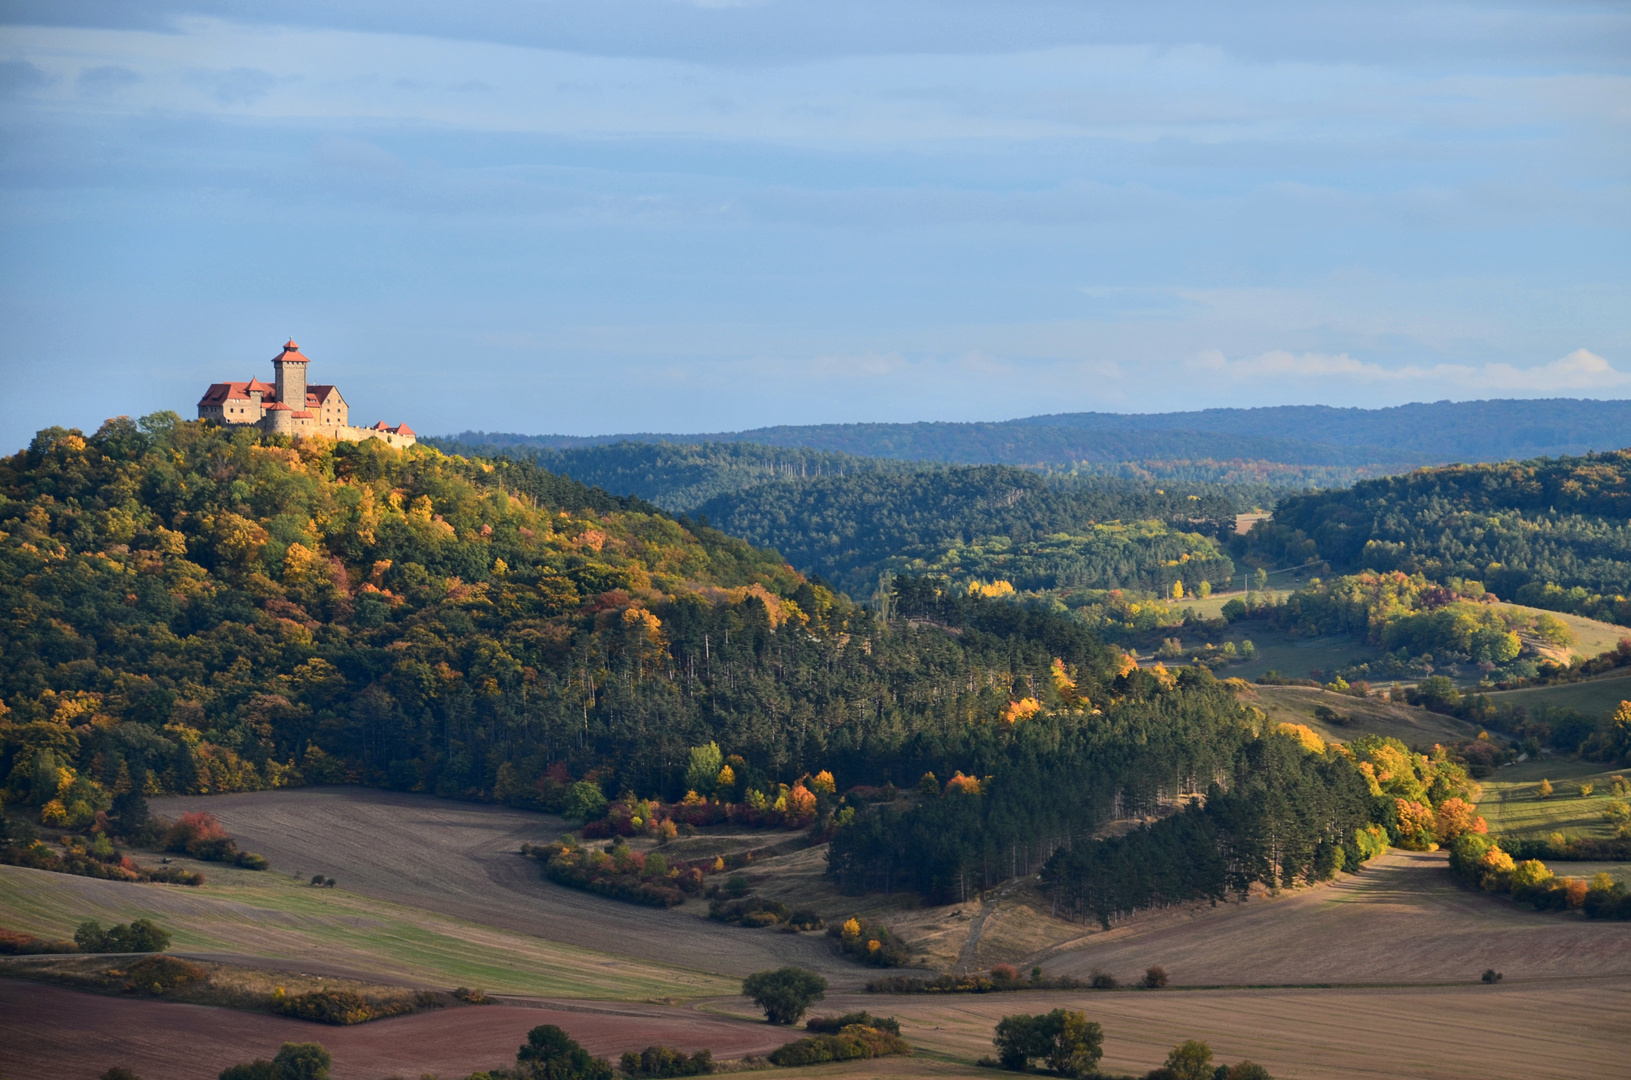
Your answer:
(1, 1), (1627, 451)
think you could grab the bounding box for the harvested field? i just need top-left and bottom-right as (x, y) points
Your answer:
(1034, 851), (1631, 987)
(0, 861), (732, 1000)
(1241, 684), (1475, 746)
(0, 981), (792, 1080)
(797, 979), (1631, 1080)
(148, 787), (854, 983)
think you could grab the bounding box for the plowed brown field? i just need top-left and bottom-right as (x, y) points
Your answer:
(0, 981), (791, 1080)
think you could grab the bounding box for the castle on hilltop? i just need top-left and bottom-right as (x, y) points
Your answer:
(198, 339), (416, 447)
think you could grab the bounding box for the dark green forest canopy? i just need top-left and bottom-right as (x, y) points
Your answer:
(1239, 450), (1631, 623)
(429, 441), (1267, 599)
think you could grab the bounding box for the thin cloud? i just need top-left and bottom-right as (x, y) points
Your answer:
(1189, 348), (1629, 392)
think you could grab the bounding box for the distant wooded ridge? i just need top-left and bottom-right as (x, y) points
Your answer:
(444, 398), (1631, 470)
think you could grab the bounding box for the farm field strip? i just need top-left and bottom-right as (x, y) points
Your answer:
(147, 788), (859, 981)
(852, 981), (1631, 1080)
(0, 862), (732, 1000)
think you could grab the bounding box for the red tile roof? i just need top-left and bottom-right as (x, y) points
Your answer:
(264, 402), (292, 411)
(391, 423), (416, 437)
(308, 385), (342, 404)
(274, 340), (310, 364)
(292, 410), (315, 419)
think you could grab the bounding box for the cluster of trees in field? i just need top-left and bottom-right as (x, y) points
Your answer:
(986, 1008), (1273, 1079)
(1035, 729), (1483, 928)
(1450, 832), (1631, 920)
(1236, 450), (1631, 626)
(0, 917), (173, 956)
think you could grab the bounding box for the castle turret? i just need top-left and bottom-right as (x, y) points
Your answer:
(272, 339), (309, 412)
(264, 401), (295, 435)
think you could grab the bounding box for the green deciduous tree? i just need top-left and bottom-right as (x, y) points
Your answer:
(742, 967), (828, 1025)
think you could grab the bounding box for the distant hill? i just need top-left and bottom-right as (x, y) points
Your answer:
(1238, 449), (1631, 626)
(444, 398), (1631, 472)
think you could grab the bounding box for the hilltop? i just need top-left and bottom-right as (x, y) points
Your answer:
(445, 397), (1631, 481)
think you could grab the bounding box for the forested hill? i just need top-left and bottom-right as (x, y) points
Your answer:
(445, 397), (1631, 472)
(427, 440), (1268, 599)
(0, 414), (1389, 917)
(424, 439), (911, 513)
(1239, 449), (1631, 625)
(688, 466), (1251, 598)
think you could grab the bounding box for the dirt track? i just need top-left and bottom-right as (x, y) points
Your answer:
(0, 982), (792, 1080)
(1038, 850), (1631, 986)
(150, 787), (853, 982)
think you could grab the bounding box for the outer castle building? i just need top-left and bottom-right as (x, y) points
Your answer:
(198, 339), (416, 447)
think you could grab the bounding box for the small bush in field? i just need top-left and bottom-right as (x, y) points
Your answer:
(1090, 970), (1116, 990)
(276, 988), (411, 1025)
(1482, 968), (1503, 983)
(1144, 966), (1169, 988)
(768, 1025), (909, 1067)
(119, 955), (204, 993)
(619, 1045), (714, 1077)
(806, 1012), (900, 1036)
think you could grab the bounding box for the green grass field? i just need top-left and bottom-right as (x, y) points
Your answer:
(1484, 671), (1631, 720)
(0, 859), (733, 1000)
(1474, 759), (1629, 842)
(1491, 603), (1627, 660)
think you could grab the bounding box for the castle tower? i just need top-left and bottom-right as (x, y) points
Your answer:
(272, 339), (310, 411)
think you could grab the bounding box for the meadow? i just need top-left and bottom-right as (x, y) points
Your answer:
(1474, 759), (1628, 842)
(1484, 671), (1631, 720)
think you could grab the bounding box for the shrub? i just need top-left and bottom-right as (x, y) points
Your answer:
(218, 1042), (331, 1080)
(992, 1009), (1102, 1077)
(275, 988), (411, 1025)
(768, 1024), (910, 1066)
(1090, 970), (1117, 990)
(0, 927), (77, 954)
(1481, 969), (1503, 983)
(1144, 966), (1169, 989)
(784, 909), (824, 931)
(619, 1046), (714, 1077)
(743, 967), (828, 1025)
(236, 851), (270, 871)
(119, 955), (204, 993)
(165, 812), (241, 863)
(1226, 1064), (1274, 1080)
(828, 914), (911, 966)
(806, 1012), (900, 1036)
(562, 781), (609, 822)
(75, 919), (171, 953)
(516, 1024), (613, 1080)
(1161, 1039), (1214, 1080)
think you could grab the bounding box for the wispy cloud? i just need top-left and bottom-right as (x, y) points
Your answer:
(1188, 348), (1629, 392)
